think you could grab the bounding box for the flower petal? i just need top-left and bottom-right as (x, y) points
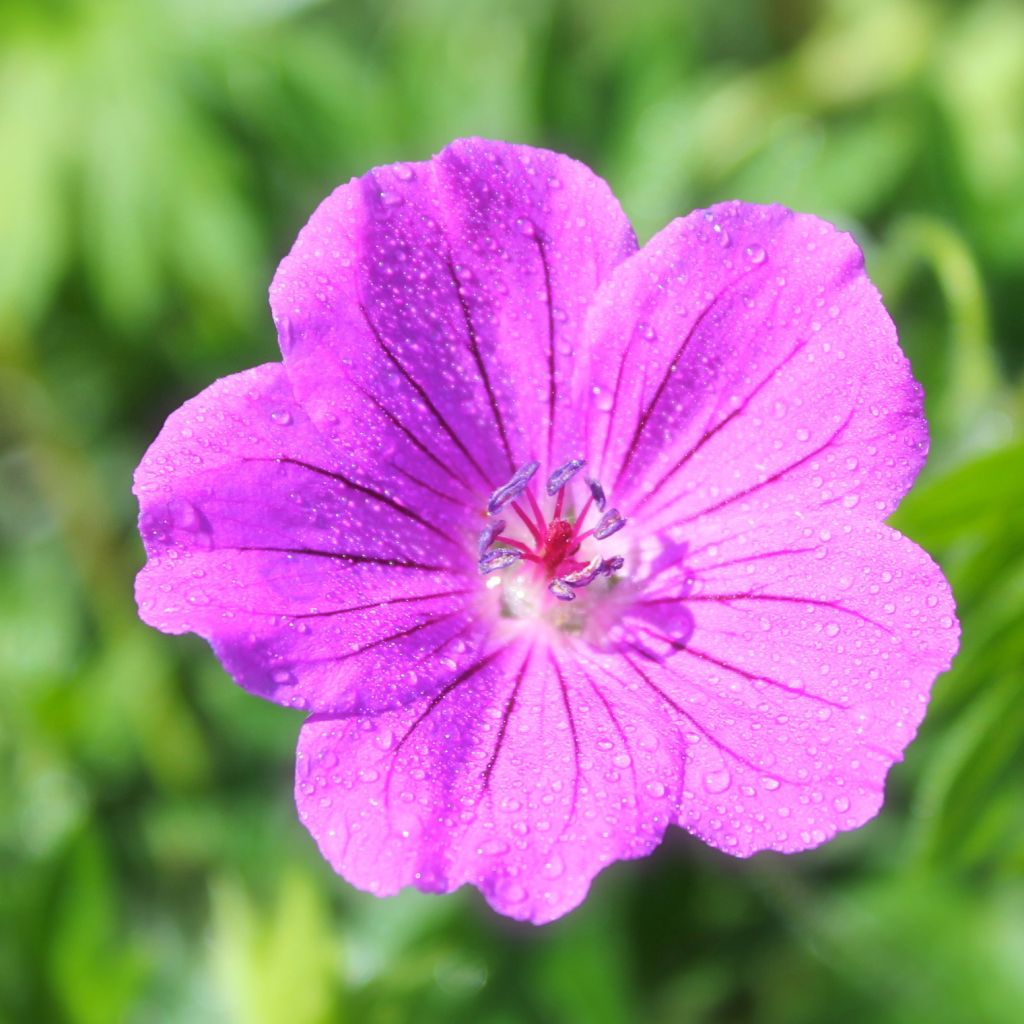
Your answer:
(134, 363), (481, 714)
(623, 512), (959, 855)
(583, 202), (926, 529)
(270, 137), (636, 500)
(295, 638), (686, 924)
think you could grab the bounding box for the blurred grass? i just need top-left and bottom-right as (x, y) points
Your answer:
(1, 0), (1022, 1021)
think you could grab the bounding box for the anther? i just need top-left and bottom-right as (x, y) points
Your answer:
(585, 476), (607, 512)
(559, 555), (624, 591)
(561, 557), (604, 589)
(479, 548), (522, 574)
(478, 518), (506, 555)
(593, 508), (626, 540)
(545, 457), (586, 496)
(548, 579), (576, 602)
(487, 461), (540, 516)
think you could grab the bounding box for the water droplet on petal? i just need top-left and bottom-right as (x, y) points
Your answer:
(704, 769), (731, 793)
(745, 243), (767, 265)
(479, 838), (509, 856)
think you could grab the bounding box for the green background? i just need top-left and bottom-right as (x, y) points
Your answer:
(2, 1), (1023, 1021)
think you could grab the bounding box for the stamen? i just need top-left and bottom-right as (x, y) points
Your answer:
(559, 555), (624, 590)
(478, 458), (627, 599)
(478, 518), (506, 555)
(593, 508), (626, 540)
(548, 579), (576, 602)
(487, 461), (540, 516)
(479, 548), (523, 574)
(511, 500), (543, 545)
(560, 557), (604, 588)
(545, 457), (586, 496)
(585, 476), (607, 512)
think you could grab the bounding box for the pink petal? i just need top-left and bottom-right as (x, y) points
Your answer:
(134, 363), (480, 714)
(270, 137), (636, 499)
(624, 511), (959, 855)
(582, 202), (927, 531)
(295, 638), (686, 924)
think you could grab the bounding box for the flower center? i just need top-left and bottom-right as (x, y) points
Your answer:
(478, 458), (627, 620)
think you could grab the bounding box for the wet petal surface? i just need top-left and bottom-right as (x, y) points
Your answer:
(135, 364), (481, 714)
(582, 202), (928, 531)
(296, 638), (686, 924)
(624, 511), (959, 855)
(270, 137), (636, 500)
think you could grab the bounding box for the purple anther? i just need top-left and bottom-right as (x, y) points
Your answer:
(486, 460), (540, 515)
(479, 548), (522, 575)
(545, 457), (586, 496)
(561, 557), (604, 588)
(593, 508), (626, 540)
(478, 518), (506, 555)
(600, 555), (625, 575)
(585, 476), (607, 512)
(548, 579), (576, 602)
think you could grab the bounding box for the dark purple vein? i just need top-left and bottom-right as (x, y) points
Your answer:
(680, 591), (894, 635)
(360, 385), (476, 498)
(619, 650), (797, 782)
(612, 289), (732, 492)
(630, 339), (807, 517)
(358, 302), (492, 487)
(551, 654), (582, 832)
(672, 641), (847, 709)
(534, 235), (558, 468)
(647, 406), (857, 528)
(288, 587), (471, 620)
(444, 257), (515, 473)
(392, 645), (510, 759)
(228, 545), (448, 571)
(482, 648), (533, 791)
(260, 456), (457, 547)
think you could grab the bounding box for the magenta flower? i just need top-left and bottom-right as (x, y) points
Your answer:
(135, 138), (959, 923)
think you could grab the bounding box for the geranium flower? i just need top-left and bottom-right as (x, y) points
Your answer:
(135, 138), (959, 924)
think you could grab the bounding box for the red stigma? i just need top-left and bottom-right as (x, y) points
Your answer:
(542, 519), (577, 575)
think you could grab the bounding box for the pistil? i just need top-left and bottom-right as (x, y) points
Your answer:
(479, 457), (627, 606)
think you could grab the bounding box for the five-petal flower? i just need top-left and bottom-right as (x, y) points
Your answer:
(135, 138), (959, 923)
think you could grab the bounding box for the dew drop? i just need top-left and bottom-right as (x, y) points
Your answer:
(745, 243), (767, 265)
(704, 769), (731, 794)
(270, 409), (292, 426)
(543, 853), (565, 878)
(498, 879), (527, 904)
(479, 838), (510, 856)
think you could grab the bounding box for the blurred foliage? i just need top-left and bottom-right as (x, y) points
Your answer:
(1, 0), (1022, 1021)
